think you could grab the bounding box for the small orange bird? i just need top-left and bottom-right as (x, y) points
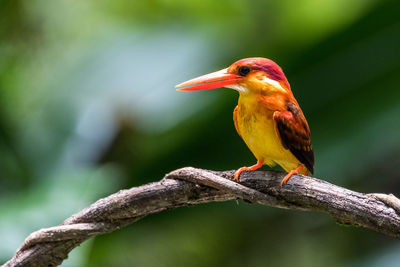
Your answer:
(176, 57), (314, 185)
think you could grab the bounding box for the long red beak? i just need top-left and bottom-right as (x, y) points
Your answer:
(175, 68), (242, 91)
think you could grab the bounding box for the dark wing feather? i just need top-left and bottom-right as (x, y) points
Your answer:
(273, 104), (314, 173)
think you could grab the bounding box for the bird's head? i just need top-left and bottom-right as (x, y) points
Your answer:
(176, 57), (291, 96)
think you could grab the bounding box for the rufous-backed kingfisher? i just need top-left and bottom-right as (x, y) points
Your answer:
(176, 57), (314, 186)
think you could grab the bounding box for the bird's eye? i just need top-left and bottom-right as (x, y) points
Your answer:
(238, 66), (251, 76)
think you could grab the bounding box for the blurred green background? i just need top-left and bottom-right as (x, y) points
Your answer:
(1, 0), (400, 266)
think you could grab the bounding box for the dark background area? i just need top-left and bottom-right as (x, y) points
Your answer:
(1, 0), (399, 266)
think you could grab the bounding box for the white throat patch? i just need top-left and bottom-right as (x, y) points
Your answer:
(225, 84), (248, 93)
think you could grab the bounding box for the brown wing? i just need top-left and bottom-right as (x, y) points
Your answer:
(233, 105), (241, 137)
(273, 103), (314, 173)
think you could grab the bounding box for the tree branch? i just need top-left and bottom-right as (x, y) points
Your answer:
(3, 167), (400, 267)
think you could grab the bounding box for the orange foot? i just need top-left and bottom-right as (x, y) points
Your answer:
(280, 164), (303, 186)
(234, 160), (263, 182)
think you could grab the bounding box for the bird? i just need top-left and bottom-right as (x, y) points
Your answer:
(176, 57), (314, 186)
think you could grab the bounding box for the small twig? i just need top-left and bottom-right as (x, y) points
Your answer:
(368, 193), (400, 214)
(3, 167), (400, 267)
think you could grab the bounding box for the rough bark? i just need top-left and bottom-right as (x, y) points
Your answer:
(3, 167), (400, 267)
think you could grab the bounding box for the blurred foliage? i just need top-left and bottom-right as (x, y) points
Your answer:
(1, 0), (400, 266)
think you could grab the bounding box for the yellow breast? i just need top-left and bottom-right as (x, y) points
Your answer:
(235, 95), (301, 172)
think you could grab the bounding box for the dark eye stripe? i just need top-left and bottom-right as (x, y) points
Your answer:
(238, 66), (251, 76)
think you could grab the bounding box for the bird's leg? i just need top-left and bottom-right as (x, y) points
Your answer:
(280, 164), (303, 186)
(234, 160), (263, 182)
